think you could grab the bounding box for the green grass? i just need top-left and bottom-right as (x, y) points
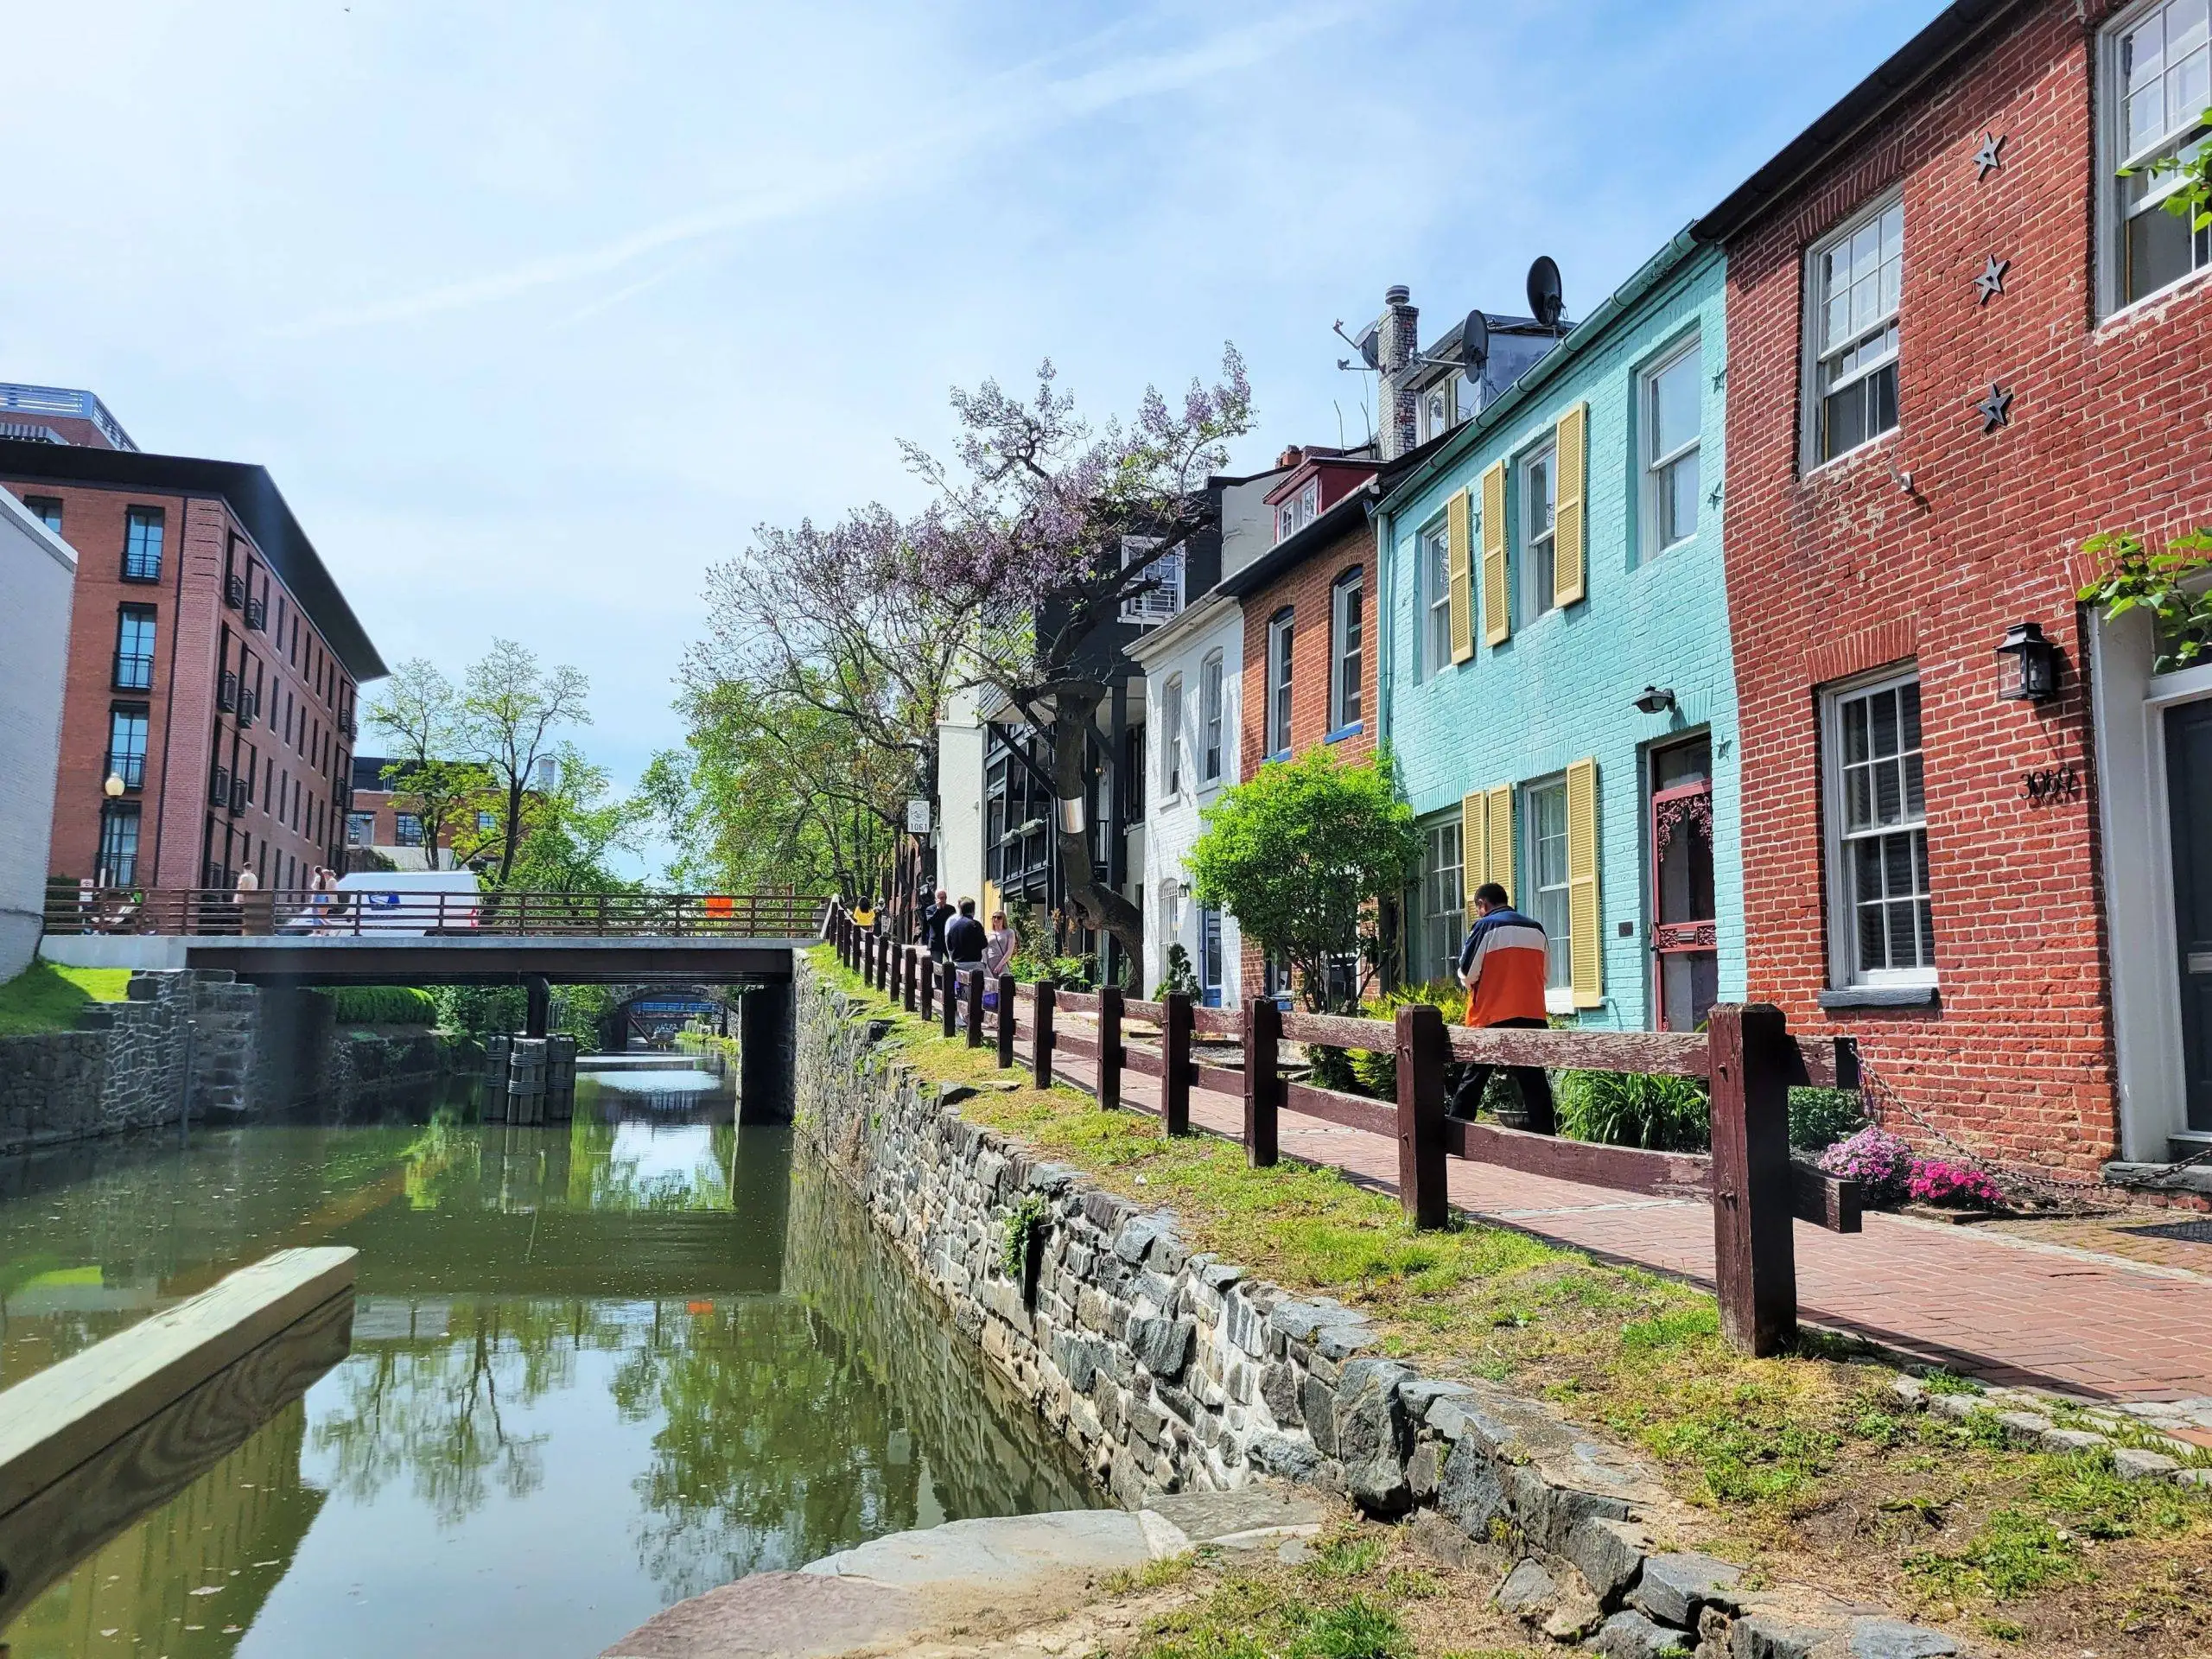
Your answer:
(0, 961), (132, 1035)
(322, 984), (439, 1026)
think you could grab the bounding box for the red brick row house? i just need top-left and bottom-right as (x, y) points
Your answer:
(1698, 0), (2212, 1177)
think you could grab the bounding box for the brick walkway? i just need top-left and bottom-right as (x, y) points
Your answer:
(1004, 1020), (2212, 1404)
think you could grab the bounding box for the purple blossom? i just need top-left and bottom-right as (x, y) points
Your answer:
(1816, 1126), (1916, 1203)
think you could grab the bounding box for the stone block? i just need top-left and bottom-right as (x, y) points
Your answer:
(1846, 1618), (1960, 1658)
(1114, 1214), (1177, 1265)
(1630, 1552), (1743, 1626)
(1437, 1440), (1509, 1536)
(2113, 1447), (2180, 1481)
(1300, 1374), (1338, 1457)
(1130, 1315), (1194, 1379)
(1563, 1516), (1647, 1605)
(1247, 1434), (1321, 1480)
(1496, 1558), (1559, 1618)
(2040, 1427), (2108, 1452)
(1592, 1610), (1695, 1659)
(1406, 1442), (1440, 1502)
(1260, 1362), (1303, 1427)
(1729, 1614), (1845, 1659)
(1992, 1409), (2053, 1442)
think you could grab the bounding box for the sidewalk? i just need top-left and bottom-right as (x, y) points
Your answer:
(1011, 1020), (2212, 1408)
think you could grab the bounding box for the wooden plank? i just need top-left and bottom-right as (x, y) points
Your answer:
(1443, 1118), (1711, 1198)
(1055, 988), (1102, 1014)
(1245, 999), (1282, 1167)
(1395, 1005), (1450, 1229)
(1786, 1035), (1860, 1092)
(1278, 1010), (1394, 1050)
(1098, 986), (1123, 1111)
(1446, 1022), (1711, 1078)
(1283, 1079), (1398, 1140)
(1190, 1005), (1242, 1036)
(1056, 1032), (1099, 1064)
(0, 1247), (357, 1520)
(0, 1287), (353, 1632)
(1161, 993), (1192, 1135)
(1793, 1163), (1863, 1233)
(1709, 1004), (1797, 1356)
(1194, 1062), (1244, 1096)
(1122, 997), (1166, 1023)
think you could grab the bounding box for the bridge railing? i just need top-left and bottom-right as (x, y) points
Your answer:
(41, 884), (830, 940)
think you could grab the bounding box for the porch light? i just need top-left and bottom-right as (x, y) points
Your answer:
(1995, 621), (2060, 702)
(103, 773), (125, 798)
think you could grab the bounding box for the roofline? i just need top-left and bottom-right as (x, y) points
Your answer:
(1216, 480), (1379, 600)
(1691, 0), (2035, 243)
(0, 438), (389, 683)
(1262, 454), (1380, 507)
(1375, 228), (1710, 520)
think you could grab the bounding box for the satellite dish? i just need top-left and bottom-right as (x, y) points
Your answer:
(1526, 256), (1564, 330)
(1459, 308), (1490, 372)
(1359, 332), (1380, 371)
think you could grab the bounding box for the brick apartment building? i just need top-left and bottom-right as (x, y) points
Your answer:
(1699, 0), (2212, 1172)
(2, 387), (386, 897)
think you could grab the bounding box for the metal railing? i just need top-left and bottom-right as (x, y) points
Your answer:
(43, 885), (830, 941)
(105, 753), (145, 790)
(112, 653), (154, 691)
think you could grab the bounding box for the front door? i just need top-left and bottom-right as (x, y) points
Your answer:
(1649, 736), (1719, 1032)
(2164, 702), (2212, 1130)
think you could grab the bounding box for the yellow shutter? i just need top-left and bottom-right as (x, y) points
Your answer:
(1566, 756), (1602, 1007)
(1446, 488), (1474, 664)
(1460, 789), (1487, 904)
(1485, 784), (1515, 910)
(1479, 461), (1510, 646)
(1554, 402), (1587, 608)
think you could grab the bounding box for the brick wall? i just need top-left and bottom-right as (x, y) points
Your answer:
(1718, 0), (2212, 1172)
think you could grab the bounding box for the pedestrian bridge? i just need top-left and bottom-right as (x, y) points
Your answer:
(40, 887), (829, 984)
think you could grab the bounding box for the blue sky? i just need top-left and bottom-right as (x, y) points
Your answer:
(5, 0), (1944, 875)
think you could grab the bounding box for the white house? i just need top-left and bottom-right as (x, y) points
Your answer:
(0, 488), (76, 976)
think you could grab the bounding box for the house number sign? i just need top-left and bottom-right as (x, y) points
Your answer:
(2022, 766), (2079, 805)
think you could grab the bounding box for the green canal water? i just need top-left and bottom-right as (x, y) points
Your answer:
(0, 1067), (1097, 1658)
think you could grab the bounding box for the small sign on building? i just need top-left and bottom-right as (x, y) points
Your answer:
(906, 798), (932, 834)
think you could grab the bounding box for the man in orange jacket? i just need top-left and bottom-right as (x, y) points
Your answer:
(1449, 882), (1556, 1132)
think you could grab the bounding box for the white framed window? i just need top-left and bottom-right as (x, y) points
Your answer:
(1161, 673), (1185, 798)
(1822, 669), (1936, 986)
(1276, 499), (1298, 541)
(1519, 443), (1557, 620)
(1420, 818), (1464, 986)
(1120, 536), (1180, 625)
(1642, 334), (1702, 555)
(2103, 0), (2212, 312)
(1300, 479), (1319, 521)
(1274, 478), (1323, 543)
(1199, 650), (1224, 784)
(1452, 369), (1482, 426)
(1522, 779), (1573, 992)
(1266, 610), (1294, 757)
(1329, 569), (1363, 733)
(1418, 515), (1452, 680)
(1805, 195), (1903, 467)
(1418, 381), (1450, 444)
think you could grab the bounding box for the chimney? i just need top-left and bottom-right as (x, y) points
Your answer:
(1376, 286), (1420, 461)
(1278, 444), (1306, 469)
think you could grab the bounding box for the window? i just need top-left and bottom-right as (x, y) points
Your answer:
(1452, 370), (1482, 425)
(1266, 611), (1294, 757)
(1199, 651), (1224, 784)
(1643, 336), (1702, 553)
(2108, 0), (2212, 307)
(1525, 779), (1573, 989)
(1274, 479), (1322, 542)
(1198, 906), (1224, 1007)
(1420, 819), (1465, 986)
(23, 495), (62, 534)
(97, 804), (141, 887)
(1121, 724), (1146, 818)
(477, 810), (497, 832)
(1825, 671), (1935, 984)
(1520, 444), (1557, 620)
(113, 607), (156, 690)
(1418, 381), (1451, 445)
(1329, 569), (1363, 733)
(1120, 536), (1180, 625)
(394, 813), (424, 848)
(1419, 516), (1452, 680)
(106, 707), (149, 791)
(1808, 197), (1903, 465)
(122, 507), (164, 582)
(1161, 675), (1185, 797)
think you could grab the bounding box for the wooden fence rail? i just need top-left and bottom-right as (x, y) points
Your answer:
(825, 905), (1861, 1355)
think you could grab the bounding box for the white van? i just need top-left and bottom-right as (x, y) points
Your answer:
(322, 870), (483, 936)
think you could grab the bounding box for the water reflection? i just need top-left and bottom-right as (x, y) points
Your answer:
(0, 1071), (1095, 1659)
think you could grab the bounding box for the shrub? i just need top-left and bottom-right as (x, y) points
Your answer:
(1556, 1070), (1711, 1152)
(1817, 1125), (1916, 1202)
(1788, 1086), (1866, 1151)
(1344, 983), (1467, 1099)
(325, 985), (438, 1025)
(1908, 1159), (2005, 1209)
(1152, 943), (1201, 1001)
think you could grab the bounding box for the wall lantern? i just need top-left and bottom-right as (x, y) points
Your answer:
(1632, 685), (1678, 715)
(1996, 621), (2061, 702)
(103, 772), (125, 798)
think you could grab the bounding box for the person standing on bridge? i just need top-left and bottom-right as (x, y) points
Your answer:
(920, 888), (957, 961)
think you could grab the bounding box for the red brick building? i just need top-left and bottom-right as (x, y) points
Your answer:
(1700, 0), (2212, 1173)
(3, 404), (385, 898)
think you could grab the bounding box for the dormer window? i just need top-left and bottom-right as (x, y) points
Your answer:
(1273, 478), (1323, 543)
(1418, 383), (1451, 444)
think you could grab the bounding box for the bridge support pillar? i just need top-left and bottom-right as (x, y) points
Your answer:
(524, 976), (550, 1039)
(739, 979), (794, 1126)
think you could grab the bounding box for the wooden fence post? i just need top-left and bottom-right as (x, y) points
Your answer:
(1097, 985), (1123, 1110)
(876, 932), (890, 995)
(995, 974), (1015, 1066)
(905, 947), (921, 1014)
(1162, 992), (1192, 1135)
(918, 950), (935, 1022)
(1707, 1003), (1797, 1356)
(1243, 997), (1281, 1167)
(862, 931), (875, 985)
(1033, 982), (1056, 1090)
(941, 961), (958, 1039)
(1395, 1003), (1449, 1229)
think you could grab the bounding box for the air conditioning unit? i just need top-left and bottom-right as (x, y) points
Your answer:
(239, 690), (257, 728)
(211, 765), (230, 802)
(246, 597), (267, 632)
(225, 574), (245, 609)
(229, 778), (250, 816)
(218, 672), (238, 713)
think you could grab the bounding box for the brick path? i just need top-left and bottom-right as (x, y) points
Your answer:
(1004, 1020), (2212, 1404)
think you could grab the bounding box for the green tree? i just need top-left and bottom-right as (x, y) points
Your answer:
(362, 658), (499, 868)
(463, 639), (593, 887)
(1185, 749), (1421, 1012)
(499, 744), (645, 893)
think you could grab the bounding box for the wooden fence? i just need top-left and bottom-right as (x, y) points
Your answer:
(43, 884), (827, 940)
(829, 905), (1862, 1355)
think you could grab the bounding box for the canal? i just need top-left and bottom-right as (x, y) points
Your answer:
(0, 1064), (1097, 1658)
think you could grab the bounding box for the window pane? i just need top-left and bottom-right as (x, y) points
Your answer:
(1843, 699), (1870, 764)
(1664, 453), (1700, 545)
(1847, 767), (1872, 830)
(1869, 688), (1898, 756)
(1651, 348), (1700, 458)
(1917, 897), (1937, 965)
(1883, 832), (1916, 896)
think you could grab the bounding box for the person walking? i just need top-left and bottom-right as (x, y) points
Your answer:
(1448, 881), (1555, 1132)
(944, 898), (988, 972)
(920, 888), (957, 961)
(852, 894), (877, 931)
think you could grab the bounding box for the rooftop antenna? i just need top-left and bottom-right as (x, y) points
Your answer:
(1332, 319), (1379, 372)
(1334, 399), (1347, 448)
(1527, 257), (1565, 334)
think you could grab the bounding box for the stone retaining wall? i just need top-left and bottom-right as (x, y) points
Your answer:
(0, 972), (468, 1154)
(794, 959), (1968, 1659)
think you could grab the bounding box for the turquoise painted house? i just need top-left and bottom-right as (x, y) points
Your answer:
(1376, 232), (1744, 1032)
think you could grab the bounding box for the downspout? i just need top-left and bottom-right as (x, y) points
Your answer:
(149, 492), (194, 887)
